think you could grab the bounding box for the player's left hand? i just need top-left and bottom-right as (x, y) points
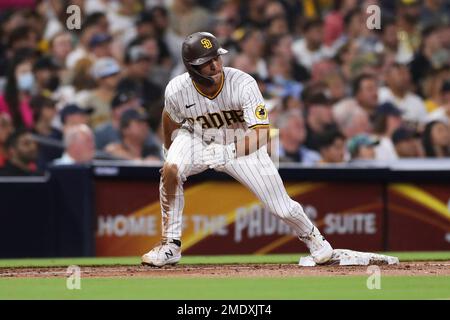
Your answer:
(202, 143), (237, 169)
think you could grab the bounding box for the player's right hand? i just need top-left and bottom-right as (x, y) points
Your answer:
(202, 143), (236, 169)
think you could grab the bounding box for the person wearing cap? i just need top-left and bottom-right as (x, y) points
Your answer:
(88, 33), (113, 60)
(81, 57), (121, 128)
(372, 102), (404, 161)
(378, 63), (427, 124)
(104, 109), (161, 162)
(66, 14), (108, 69)
(302, 88), (337, 151)
(347, 134), (379, 161)
(60, 103), (93, 131)
(94, 90), (162, 153)
(117, 45), (162, 110)
(392, 126), (424, 158)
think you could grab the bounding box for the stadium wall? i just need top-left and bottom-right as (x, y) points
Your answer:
(0, 163), (449, 258)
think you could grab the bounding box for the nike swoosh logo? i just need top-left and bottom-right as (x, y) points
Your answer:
(185, 103), (195, 109)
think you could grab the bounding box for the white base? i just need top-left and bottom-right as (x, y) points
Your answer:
(299, 249), (399, 267)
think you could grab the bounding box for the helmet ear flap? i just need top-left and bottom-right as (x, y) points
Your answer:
(184, 62), (214, 86)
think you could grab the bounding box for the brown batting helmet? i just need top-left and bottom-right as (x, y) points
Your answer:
(182, 32), (228, 86)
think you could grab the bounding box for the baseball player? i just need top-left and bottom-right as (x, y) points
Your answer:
(141, 32), (333, 267)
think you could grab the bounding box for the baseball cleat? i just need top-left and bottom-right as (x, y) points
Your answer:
(141, 239), (182, 267)
(300, 227), (333, 264)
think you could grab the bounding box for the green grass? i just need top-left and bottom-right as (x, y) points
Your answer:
(0, 251), (449, 268)
(0, 252), (448, 300)
(0, 276), (449, 300)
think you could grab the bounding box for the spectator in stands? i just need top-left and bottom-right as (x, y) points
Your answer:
(169, 0), (210, 38)
(66, 13), (107, 69)
(5, 25), (39, 59)
(105, 109), (161, 162)
(333, 40), (359, 82)
(0, 129), (41, 176)
(347, 134), (379, 161)
(316, 128), (346, 164)
(379, 63), (427, 125)
(0, 49), (36, 129)
(94, 91), (142, 150)
(376, 18), (400, 65)
(392, 126), (424, 158)
(54, 124), (96, 165)
(60, 103), (93, 131)
(333, 102), (371, 139)
(427, 80), (450, 124)
(234, 29), (268, 80)
(323, 0), (357, 48)
(32, 56), (61, 94)
(96, 89), (162, 153)
(49, 31), (74, 69)
(118, 45), (162, 111)
(422, 120), (450, 158)
(396, 0), (422, 64)
(352, 73), (379, 117)
(81, 57), (121, 128)
(422, 67), (450, 113)
(88, 33), (114, 60)
(292, 18), (329, 71)
(372, 102), (404, 161)
(1, 0), (448, 168)
(266, 55), (303, 99)
(409, 26), (449, 91)
(0, 113), (14, 167)
(420, 0), (450, 29)
(129, 35), (171, 88)
(264, 1), (289, 37)
(268, 34), (310, 83)
(30, 94), (62, 169)
(277, 109), (320, 165)
(303, 90), (337, 151)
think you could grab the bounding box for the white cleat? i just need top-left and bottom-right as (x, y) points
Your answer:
(300, 227), (334, 264)
(141, 240), (182, 267)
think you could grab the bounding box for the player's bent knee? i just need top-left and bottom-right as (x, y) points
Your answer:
(162, 163), (180, 186)
(274, 201), (304, 220)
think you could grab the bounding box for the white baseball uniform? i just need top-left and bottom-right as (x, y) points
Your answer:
(161, 67), (315, 240)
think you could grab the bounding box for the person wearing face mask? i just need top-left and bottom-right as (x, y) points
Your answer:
(32, 56), (62, 94)
(0, 49), (36, 129)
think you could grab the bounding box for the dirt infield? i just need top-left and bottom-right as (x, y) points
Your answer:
(0, 261), (449, 278)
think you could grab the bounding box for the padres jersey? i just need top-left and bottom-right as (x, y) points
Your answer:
(158, 68), (318, 245)
(164, 67), (269, 143)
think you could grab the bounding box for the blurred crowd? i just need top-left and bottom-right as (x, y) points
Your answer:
(0, 0), (449, 176)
